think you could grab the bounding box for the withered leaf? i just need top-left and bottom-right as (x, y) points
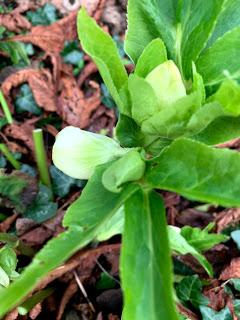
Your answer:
(58, 75), (100, 128)
(220, 258), (240, 281)
(1, 68), (56, 112)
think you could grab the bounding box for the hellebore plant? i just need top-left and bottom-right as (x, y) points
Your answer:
(2, 1), (240, 319)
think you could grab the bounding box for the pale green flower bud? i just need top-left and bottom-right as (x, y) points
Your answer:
(52, 126), (129, 179)
(145, 60), (186, 107)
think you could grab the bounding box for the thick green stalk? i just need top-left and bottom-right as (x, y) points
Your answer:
(0, 144), (21, 170)
(32, 129), (52, 189)
(0, 90), (13, 124)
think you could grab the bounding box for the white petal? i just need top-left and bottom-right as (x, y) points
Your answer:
(52, 126), (128, 179)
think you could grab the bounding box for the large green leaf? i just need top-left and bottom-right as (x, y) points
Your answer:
(77, 9), (129, 114)
(196, 26), (240, 86)
(146, 138), (240, 207)
(125, 0), (224, 79)
(121, 189), (179, 320)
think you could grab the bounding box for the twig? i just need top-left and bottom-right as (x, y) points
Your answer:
(73, 270), (95, 313)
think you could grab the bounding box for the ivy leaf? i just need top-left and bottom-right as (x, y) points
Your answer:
(200, 306), (232, 320)
(15, 84), (42, 116)
(61, 40), (84, 67)
(0, 156), (6, 169)
(0, 41), (29, 65)
(176, 275), (209, 308)
(229, 278), (240, 292)
(0, 171), (38, 212)
(24, 184), (57, 223)
(26, 3), (59, 26)
(231, 230), (240, 250)
(50, 165), (85, 198)
(234, 299), (240, 318)
(180, 224), (229, 252)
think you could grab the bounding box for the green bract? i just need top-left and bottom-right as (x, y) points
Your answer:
(2, 2), (240, 320)
(52, 126), (129, 179)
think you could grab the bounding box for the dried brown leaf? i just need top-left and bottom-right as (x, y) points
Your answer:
(1, 68), (56, 112)
(0, 11), (31, 33)
(77, 61), (98, 87)
(4, 123), (35, 153)
(0, 213), (18, 233)
(21, 226), (53, 246)
(58, 76), (100, 128)
(215, 209), (240, 232)
(12, 11), (77, 54)
(220, 258), (240, 280)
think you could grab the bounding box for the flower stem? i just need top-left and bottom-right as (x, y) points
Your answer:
(33, 129), (52, 189)
(0, 90), (13, 124)
(0, 143), (21, 170)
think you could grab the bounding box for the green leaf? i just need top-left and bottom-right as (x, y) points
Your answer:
(193, 116), (240, 145)
(96, 206), (124, 242)
(181, 225), (229, 252)
(77, 9), (128, 115)
(125, 0), (224, 79)
(121, 189), (179, 320)
(168, 226), (213, 276)
(50, 165), (85, 198)
(0, 246), (17, 277)
(142, 92), (201, 139)
(96, 273), (116, 290)
(0, 171), (37, 212)
(128, 74), (159, 125)
(0, 266), (9, 288)
(15, 84), (42, 116)
(234, 299), (240, 318)
(231, 230), (240, 250)
(200, 306), (232, 320)
(196, 26), (240, 86)
(102, 150), (145, 193)
(116, 114), (144, 148)
(0, 41), (29, 65)
(176, 275), (209, 307)
(146, 138), (240, 207)
(134, 38), (167, 78)
(24, 184), (57, 223)
(26, 3), (59, 26)
(229, 278), (240, 291)
(61, 40), (84, 67)
(63, 164), (138, 228)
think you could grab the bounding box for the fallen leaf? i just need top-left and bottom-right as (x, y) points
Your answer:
(16, 218), (38, 236)
(77, 61), (98, 87)
(220, 258), (240, 281)
(21, 226), (53, 246)
(216, 209), (240, 232)
(12, 11), (77, 54)
(4, 123), (35, 153)
(58, 75), (100, 128)
(0, 11), (31, 33)
(1, 68), (56, 112)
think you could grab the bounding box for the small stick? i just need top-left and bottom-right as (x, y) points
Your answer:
(0, 90), (13, 124)
(73, 270), (95, 313)
(0, 143), (21, 170)
(32, 129), (52, 189)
